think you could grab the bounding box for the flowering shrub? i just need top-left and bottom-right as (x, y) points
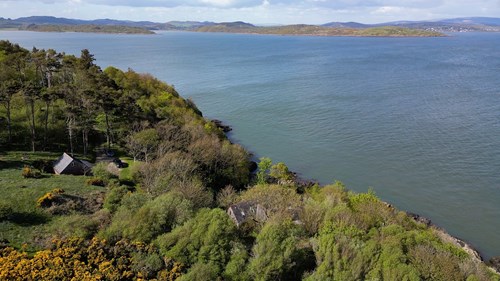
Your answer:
(0, 238), (184, 281)
(36, 189), (65, 208)
(22, 165), (40, 178)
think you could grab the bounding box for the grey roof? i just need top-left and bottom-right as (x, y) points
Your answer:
(227, 201), (268, 226)
(53, 153), (93, 175)
(53, 153), (74, 174)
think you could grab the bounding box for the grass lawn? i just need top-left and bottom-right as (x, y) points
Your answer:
(118, 156), (142, 182)
(0, 151), (105, 251)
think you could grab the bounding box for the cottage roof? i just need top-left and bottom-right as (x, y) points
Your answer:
(227, 201), (268, 226)
(53, 153), (74, 174)
(53, 153), (92, 175)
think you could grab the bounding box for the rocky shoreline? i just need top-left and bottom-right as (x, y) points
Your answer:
(217, 118), (499, 274)
(386, 206), (500, 274)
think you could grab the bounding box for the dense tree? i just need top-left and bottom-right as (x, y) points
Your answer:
(126, 128), (159, 162)
(102, 192), (194, 243)
(248, 220), (304, 281)
(156, 208), (237, 276)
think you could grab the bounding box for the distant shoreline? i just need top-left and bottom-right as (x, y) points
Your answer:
(1, 27), (444, 37)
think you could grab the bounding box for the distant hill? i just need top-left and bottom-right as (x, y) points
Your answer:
(2, 15), (500, 35)
(439, 17), (500, 26)
(377, 17), (500, 32)
(21, 24), (154, 34)
(322, 22), (369, 28)
(14, 16), (86, 25)
(167, 21), (215, 30)
(196, 21), (255, 32)
(322, 17), (500, 32)
(196, 24), (443, 37)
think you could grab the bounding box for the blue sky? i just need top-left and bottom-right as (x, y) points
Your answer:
(1, 0), (499, 24)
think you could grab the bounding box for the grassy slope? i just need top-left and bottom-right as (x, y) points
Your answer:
(0, 151), (103, 250)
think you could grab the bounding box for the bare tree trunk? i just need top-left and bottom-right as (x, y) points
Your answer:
(67, 116), (74, 156)
(43, 101), (49, 150)
(82, 129), (89, 157)
(25, 99), (36, 152)
(31, 101), (36, 152)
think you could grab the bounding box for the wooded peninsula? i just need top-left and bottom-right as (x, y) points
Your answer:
(0, 41), (498, 280)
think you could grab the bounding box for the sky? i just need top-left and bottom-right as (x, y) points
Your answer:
(0, 0), (499, 25)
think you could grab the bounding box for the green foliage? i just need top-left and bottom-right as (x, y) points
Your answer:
(49, 212), (108, 239)
(103, 184), (130, 212)
(91, 162), (116, 182)
(156, 208), (237, 276)
(102, 192), (193, 243)
(179, 262), (219, 281)
(126, 128), (160, 162)
(223, 243), (251, 281)
(248, 220), (303, 281)
(131, 251), (165, 279)
(256, 157), (272, 184)
(269, 162), (293, 183)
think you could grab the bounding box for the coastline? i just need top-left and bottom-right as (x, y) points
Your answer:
(219, 116), (498, 273)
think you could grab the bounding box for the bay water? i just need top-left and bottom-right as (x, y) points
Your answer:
(1, 30), (499, 259)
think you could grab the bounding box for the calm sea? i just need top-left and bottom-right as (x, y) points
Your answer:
(1, 30), (499, 259)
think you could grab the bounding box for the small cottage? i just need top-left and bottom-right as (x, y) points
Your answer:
(53, 153), (93, 175)
(227, 201), (268, 227)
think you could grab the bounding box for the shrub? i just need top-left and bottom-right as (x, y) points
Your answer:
(91, 162), (116, 181)
(216, 185), (238, 209)
(269, 162), (294, 183)
(256, 157), (272, 184)
(22, 165), (40, 178)
(104, 185), (130, 212)
(104, 193), (194, 243)
(86, 178), (106, 187)
(36, 189), (65, 208)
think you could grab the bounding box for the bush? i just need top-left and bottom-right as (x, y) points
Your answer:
(103, 185), (130, 212)
(36, 188), (65, 208)
(216, 185), (239, 209)
(86, 178), (106, 187)
(22, 165), (41, 178)
(104, 193), (194, 243)
(91, 162), (116, 181)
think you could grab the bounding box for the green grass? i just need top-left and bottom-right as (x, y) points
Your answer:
(118, 157), (142, 182)
(0, 151), (104, 250)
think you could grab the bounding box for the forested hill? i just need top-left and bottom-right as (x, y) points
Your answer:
(0, 41), (499, 280)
